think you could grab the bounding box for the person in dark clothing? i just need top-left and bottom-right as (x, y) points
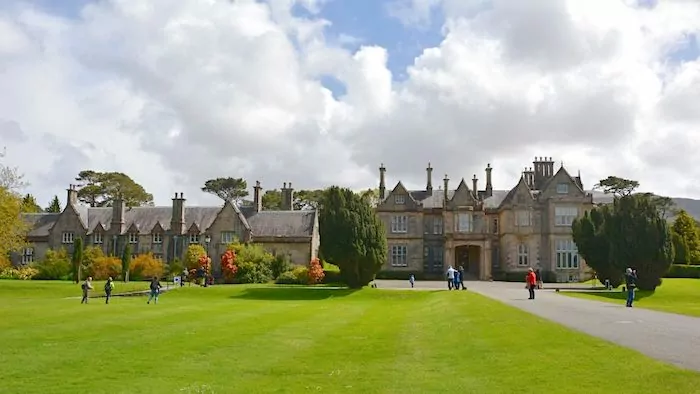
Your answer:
(147, 277), (162, 304)
(535, 269), (542, 289)
(104, 277), (114, 304)
(624, 268), (637, 307)
(458, 266), (466, 290)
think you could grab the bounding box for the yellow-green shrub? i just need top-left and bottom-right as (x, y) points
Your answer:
(89, 256), (122, 280)
(129, 253), (165, 280)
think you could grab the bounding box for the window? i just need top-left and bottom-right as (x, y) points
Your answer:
(154, 254), (163, 261)
(189, 234), (200, 244)
(455, 213), (473, 233)
(93, 233), (103, 244)
(152, 233), (162, 244)
(517, 244), (529, 267)
(390, 245), (407, 267)
(221, 231), (236, 244)
(22, 248), (34, 264)
(390, 215), (408, 233)
(556, 183), (569, 194)
(492, 218), (499, 234)
(424, 217), (431, 234)
(433, 217), (443, 234)
(555, 239), (580, 269)
(554, 207), (578, 226)
(128, 232), (139, 244)
(433, 247), (443, 270)
(515, 210), (531, 226)
(394, 195), (406, 204)
(61, 232), (74, 244)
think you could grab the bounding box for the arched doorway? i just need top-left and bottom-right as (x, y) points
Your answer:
(454, 245), (481, 279)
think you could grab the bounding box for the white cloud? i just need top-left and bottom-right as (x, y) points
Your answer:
(0, 0), (699, 209)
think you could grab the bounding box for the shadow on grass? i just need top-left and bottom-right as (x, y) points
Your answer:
(230, 286), (359, 301)
(565, 289), (655, 302)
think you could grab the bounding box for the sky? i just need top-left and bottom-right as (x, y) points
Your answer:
(1, 0), (699, 207)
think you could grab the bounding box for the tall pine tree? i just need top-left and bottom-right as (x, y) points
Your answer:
(121, 244), (131, 282)
(319, 186), (387, 288)
(72, 237), (83, 283)
(45, 196), (61, 213)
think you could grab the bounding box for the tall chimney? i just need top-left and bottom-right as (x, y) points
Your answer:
(472, 174), (478, 196)
(281, 182), (294, 211)
(379, 163), (386, 200)
(111, 194), (126, 235)
(170, 192), (185, 235)
(443, 174), (449, 203)
(253, 181), (262, 212)
(426, 162), (433, 194)
(66, 184), (78, 207)
(485, 163), (493, 197)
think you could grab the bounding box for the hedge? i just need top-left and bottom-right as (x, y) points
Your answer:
(665, 264), (700, 279)
(374, 271), (445, 281)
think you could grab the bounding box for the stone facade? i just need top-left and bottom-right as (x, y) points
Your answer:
(15, 183), (320, 276)
(376, 158), (599, 282)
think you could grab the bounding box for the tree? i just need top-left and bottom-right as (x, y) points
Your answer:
(0, 147), (28, 191)
(594, 176), (639, 197)
(129, 253), (165, 280)
(45, 196), (61, 213)
(307, 257), (325, 284)
(261, 188), (324, 210)
(220, 249), (238, 283)
(319, 186), (387, 288)
(121, 244), (132, 282)
(20, 194), (42, 213)
(671, 230), (689, 265)
(0, 187), (28, 260)
(358, 188), (380, 207)
(261, 189), (282, 210)
(672, 210), (700, 263)
(72, 237), (83, 283)
(75, 170), (154, 207)
(202, 177), (248, 203)
(574, 190), (673, 291)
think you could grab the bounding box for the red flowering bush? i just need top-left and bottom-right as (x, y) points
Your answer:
(307, 258), (325, 284)
(221, 249), (238, 283)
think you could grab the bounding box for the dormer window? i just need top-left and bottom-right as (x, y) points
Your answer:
(556, 183), (569, 194)
(394, 195), (406, 204)
(152, 233), (162, 244)
(128, 232), (139, 244)
(189, 233), (200, 244)
(93, 233), (103, 244)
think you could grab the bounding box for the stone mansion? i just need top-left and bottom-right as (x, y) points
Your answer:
(15, 182), (320, 276)
(375, 157), (603, 282)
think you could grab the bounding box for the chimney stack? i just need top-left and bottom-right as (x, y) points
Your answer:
(66, 184), (78, 207)
(170, 192), (185, 235)
(111, 194), (126, 235)
(253, 181), (262, 213)
(472, 174), (478, 197)
(281, 182), (294, 211)
(443, 174), (449, 203)
(426, 162), (433, 194)
(379, 163), (386, 200)
(485, 163), (493, 198)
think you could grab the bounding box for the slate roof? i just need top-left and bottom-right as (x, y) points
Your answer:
(406, 189), (606, 209)
(22, 205), (316, 238)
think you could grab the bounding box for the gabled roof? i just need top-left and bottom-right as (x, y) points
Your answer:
(450, 178), (476, 203)
(498, 175), (534, 208)
(538, 165), (585, 198)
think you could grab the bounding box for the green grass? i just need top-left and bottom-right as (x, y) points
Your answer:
(560, 278), (700, 317)
(1, 281), (699, 394)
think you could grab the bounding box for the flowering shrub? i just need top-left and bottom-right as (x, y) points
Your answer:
(0, 267), (38, 280)
(89, 256), (122, 280)
(220, 250), (238, 283)
(307, 258), (325, 284)
(129, 253), (166, 280)
(225, 241), (274, 283)
(33, 248), (72, 280)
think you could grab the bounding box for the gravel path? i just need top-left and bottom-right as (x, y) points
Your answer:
(375, 279), (700, 372)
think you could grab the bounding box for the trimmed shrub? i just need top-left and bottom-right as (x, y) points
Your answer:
(129, 253), (166, 280)
(275, 266), (308, 285)
(89, 256), (122, 280)
(225, 241), (275, 283)
(0, 266), (38, 280)
(236, 261), (272, 284)
(321, 270), (343, 284)
(32, 248), (72, 280)
(665, 264), (700, 278)
(270, 254), (291, 279)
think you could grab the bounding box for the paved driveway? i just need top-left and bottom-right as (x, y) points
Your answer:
(375, 279), (700, 372)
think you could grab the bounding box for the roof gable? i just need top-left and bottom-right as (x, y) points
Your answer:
(377, 181), (420, 210)
(207, 200), (251, 232)
(448, 178), (476, 207)
(151, 221), (165, 233)
(187, 222), (200, 233)
(538, 166), (586, 200)
(499, 176), (534, 209)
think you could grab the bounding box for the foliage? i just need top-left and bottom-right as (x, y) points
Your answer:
(358, 188), (380, 207)
(573, 187), (673, 291)
(32, 248), (72, 280)
(261, 188), (324, 210)
(319, 186), (388, 288)
(185, 244), (207, 271)
(270, 254), (291, 279)
(236, 261), (271, 284)
(220, 250), (238, 283)
(275, 266), (308, 285)
(169, 258), (185, 276)
(129, 253), (166, 280)
(225, 241), (274, 283)
(671, 210), (700, 264)
(201, 177), (248, 203)
(594, 176), (639, 197)
(0, 186), (28, 259)
(82, 246), (104, 272)
(20, 194), (42, 213)
(74, 170), (154, 207)
(0, 254), (10, 270)
(0, 266), (38, 280)
(88, 256), (122, 280)
(261, 189), (282, 210)
(121, 244), (131, 282)
(71, 237), (83, 283)
(665, 264), (700, 279)
(45, 195), (62, 213)
(0, 147), (28, 191)
(671, 231), (689, 265)
(307, 258), (325, 284)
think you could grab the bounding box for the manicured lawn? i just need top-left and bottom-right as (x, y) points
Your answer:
(1, 281), (699, 393)
(560, 278), (700, 317)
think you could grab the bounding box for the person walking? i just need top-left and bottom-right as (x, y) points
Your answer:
(147, 276), (162, 304)
(453, 270), (461, 290)
(526, 268), (537, 300)
(80, 276), (94, 304)
(446, 266), (456, 290)
(104, 277), (115, 304)
(535, 269), (543, 289)
(409, 274), (415, 288)
(458, 265), (466, 290)
(624, 268), (638, 307)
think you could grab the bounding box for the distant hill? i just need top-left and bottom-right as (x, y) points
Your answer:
(589, 191), (700, 221)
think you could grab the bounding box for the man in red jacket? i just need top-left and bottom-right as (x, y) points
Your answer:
(526, 268), (537, 300)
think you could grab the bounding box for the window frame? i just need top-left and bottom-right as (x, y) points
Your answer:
(128, 232), (139, 244)
(455, 213), (473, 233)
(555, 239), (580, 269)
(390, 245), (408, 267)
(21, 247), (34, 264)
(189, 233), (200, 244)
(390, 215), (408, 233)
(517, 243), (529, 267)
(221, 231), (236, 244)
(433, 217), (443, 234)
(394, 195), (406, 205)
(93, 232), (103, 244)
(152, 233), (163, 244)
(61, 232), (74, 244)
(515, 210), (531, 227)
(556, 183), (569, 194)
(554, 206), (578, 226)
